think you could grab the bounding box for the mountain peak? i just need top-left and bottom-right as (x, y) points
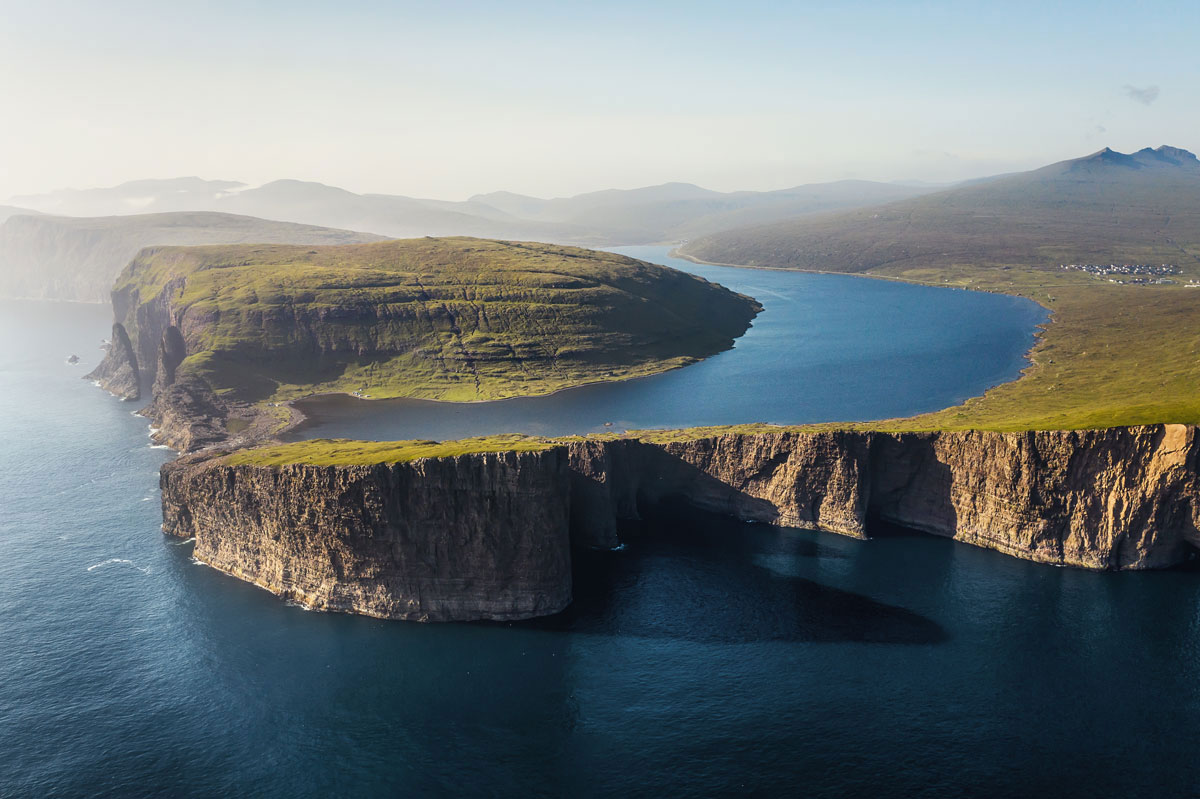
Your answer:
(1146, 145), (1199, 166)
(1061, 146), (1200, 175)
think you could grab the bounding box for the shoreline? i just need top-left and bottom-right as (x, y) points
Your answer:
(137, 244), (1054, 454)
(281, 248), (1050, 442)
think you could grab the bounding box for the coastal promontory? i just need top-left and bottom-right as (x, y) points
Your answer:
(161, 425), (1200, 621)
(90, 237), (760, 447)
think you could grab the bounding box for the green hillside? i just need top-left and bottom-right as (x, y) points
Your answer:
(225, 435), (555, 466)
(686, 146), (1200, 276)
(114, 237), (760, 403)
(0, 211), (384, 302)
(681, 146), (1200, 430)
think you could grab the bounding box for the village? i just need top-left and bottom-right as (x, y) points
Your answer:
(1059, 262), (1182, 284)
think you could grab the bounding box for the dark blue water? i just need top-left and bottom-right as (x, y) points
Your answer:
(287, 246), (1049, 441)
(5, 292), (1200, 797)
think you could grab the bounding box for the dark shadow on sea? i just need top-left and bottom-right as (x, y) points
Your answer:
(511, 505), (948, 646)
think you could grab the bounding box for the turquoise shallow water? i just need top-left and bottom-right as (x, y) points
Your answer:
(288, 246), (1050, 441)
(2, 272), (1199, 798)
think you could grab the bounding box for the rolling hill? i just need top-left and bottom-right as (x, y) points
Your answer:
(0, 211), (385, 302)
(106, 237), (761, 405)
(12, 176), (935, 247)
(682, 146), (1200, 275)
(0, 205), (39, 224)
(682, 146), (1200, 431)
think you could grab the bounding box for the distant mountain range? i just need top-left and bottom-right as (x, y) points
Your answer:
(681, 146), (1200, 274)
(9, 177), (935, 246)
(7, 146), (1198, 304)
(0, 212), (383, 303)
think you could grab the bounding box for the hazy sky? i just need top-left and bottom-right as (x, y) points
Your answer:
(2, 0), (1197, 200)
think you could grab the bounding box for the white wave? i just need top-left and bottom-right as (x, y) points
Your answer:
(149, 444), (170, 450)
(168, 537), (196, 546)
(87, 558), (150, 574)
(190, 556), (210, 568)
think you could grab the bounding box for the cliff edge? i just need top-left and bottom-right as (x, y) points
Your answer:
(161, 425), (1200, 622)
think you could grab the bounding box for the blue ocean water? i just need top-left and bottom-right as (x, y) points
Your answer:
(289, 247), (1050, 441)
(2, 274), (1199, 797)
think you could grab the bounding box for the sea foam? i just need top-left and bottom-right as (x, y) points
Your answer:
(87, 558), (150, 575)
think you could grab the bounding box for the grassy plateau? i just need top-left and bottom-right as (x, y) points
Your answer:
(114, 236), (760, 405)
(225, 435), (555, 467)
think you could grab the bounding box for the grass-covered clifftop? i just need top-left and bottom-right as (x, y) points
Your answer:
(114, 237), (760, 404)
(225, 435), (555, 466)
(680, 146), (1200, 431)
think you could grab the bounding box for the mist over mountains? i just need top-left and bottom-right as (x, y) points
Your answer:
(0, 212), (383, 302)
(683, 146), (1200, 274)
(9, 176), (934, 246)
(5, 146), (1199, 304)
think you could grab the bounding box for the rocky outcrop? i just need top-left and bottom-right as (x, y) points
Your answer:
(162, 448), (572, 622)
(160, 425), (1200, 622)
(142, 375), (232, 452)
(84, 323), (141, 400)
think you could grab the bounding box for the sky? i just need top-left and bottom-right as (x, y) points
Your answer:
(1, 0), (1198, 200)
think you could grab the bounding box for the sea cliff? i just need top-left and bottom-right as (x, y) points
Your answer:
(163, 448), (572, 622)
(161, 425), (1200, 621)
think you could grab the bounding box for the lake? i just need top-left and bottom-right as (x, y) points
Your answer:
(287, 246), (1049, 441)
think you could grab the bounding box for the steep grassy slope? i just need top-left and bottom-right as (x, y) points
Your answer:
(681, 146), (1200, 430)
(113, 237), (760, 403)
(0, 212), (385, 302)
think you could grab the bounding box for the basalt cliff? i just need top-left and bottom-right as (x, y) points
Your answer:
(161, 425), (1200, 622)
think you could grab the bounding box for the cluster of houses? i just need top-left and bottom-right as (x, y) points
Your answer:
(1059, 263), (1181, 285)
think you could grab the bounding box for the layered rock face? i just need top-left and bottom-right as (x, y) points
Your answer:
(161, 425), (1200, 622)
(162, 448), (572, 621)
(581, 426), (1200, 570)
(85, 323), (141, 400)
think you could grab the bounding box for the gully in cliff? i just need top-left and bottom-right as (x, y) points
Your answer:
(160, 426), (1200, 623)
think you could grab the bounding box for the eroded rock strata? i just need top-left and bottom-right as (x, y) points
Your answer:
(161, 425), (1200, 621)
(163, 448), (572, 622)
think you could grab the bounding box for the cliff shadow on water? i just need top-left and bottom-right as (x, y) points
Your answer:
(162, 426), (1200, 625)
(520, 507), (949, 647)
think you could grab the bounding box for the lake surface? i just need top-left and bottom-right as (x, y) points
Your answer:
(288, 246), (1049, 441)
(4, 293), (1200, 797)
